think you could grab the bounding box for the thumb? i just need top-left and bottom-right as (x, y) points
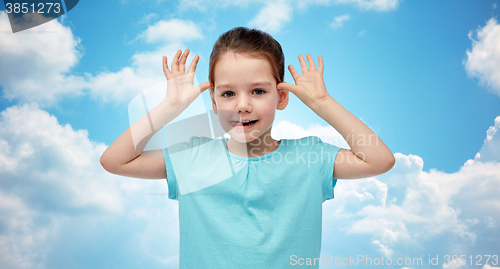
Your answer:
(197, 82), (213, 93)
(277, 82), (298, 94)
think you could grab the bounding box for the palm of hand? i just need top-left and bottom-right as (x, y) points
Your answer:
(163, 49), (211, 109)
(279, 53), (331, 109)
(165, 72), (198, 106)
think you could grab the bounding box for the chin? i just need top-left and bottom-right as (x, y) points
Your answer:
(227, 131), (262, 144)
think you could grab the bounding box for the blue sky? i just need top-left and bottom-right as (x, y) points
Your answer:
(1, 0), (500, 268)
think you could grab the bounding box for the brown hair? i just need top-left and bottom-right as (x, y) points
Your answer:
(208, 27), (285, 86)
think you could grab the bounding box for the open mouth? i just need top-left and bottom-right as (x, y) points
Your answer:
(231, 120), (258, 128)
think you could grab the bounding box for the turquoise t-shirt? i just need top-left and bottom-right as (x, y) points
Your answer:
(160, 136), (342, 268)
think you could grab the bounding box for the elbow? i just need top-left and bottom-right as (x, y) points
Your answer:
(100, 154), (110, 172)
(379, 154), (395, 174)
(100, 152), (118, 174)
(368, 153), (395, 176)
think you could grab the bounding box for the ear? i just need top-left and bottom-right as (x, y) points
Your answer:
(276, 88), (289, 110)
(209, 83), (218, 114)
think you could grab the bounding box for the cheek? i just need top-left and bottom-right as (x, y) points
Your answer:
(257, 102), (277, 119)
(213, 96), (225, 109)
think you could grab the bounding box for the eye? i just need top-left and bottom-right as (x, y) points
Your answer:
(253, 89), (265, 95)
(221, 91), (235, 97)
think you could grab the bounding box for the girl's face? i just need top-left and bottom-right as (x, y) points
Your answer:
(210, 52), (288, 144)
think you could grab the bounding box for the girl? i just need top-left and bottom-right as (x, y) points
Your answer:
(101, 27), (395, 268)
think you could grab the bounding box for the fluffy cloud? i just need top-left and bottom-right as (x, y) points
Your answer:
(1, 105), (499, 267)
(330, 14), (351, 29)
(0, 11), (85, 105)
(318, 116), (500, 259)
(474, 116), (500, 162)
(0, 12), (205, 105)
(137, 19), (203, 44)
(334, 0), (400, 11)
(247, 1), (293, 34)
(272, 120), (350, 148)
(87, 43), (180, 103)
(465, 18), (500, 97)
(483, 265), (500, 269)
(180, 0), (399, 34)
(79, 18), (204, 103)
(180, 0), (400, 12)
(0, 103), (123, 212)
(273, 117), (499, 260)
(178, 0), (266, 11)
(0, 104), (179, 268)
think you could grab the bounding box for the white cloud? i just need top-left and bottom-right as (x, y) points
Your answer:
(87, 43), (179, 103)
(87, 18), (204, 103)
(465, 18), (500, 97)
(139, 13), (159, 24)
(333, 150), (500, 255)
(0, 103), (123, 212)
(181, 0), (400, 12)
(180, 0), (399, 35)
(0, 190), (52, 269)
(0, 13), (205, 105)
(483, 265), (500, 269)
(0, 103), (119, 267)
(178, 0), (266, 12)
(318, 115), (500, 257)
(138, 19), (203, 44)
(474, 116), (500, 162)
(272, 120), (350, 148)
(443, 260), (467, 269)
(247, 1), (293, 34)
(0, 11), (85, 106)
(330, 14), (351, 29)
(334, 0), (400, 11)
(1, 108), (499, 267)
(0, 104), (180, 268)
(371, 239), (393, 257)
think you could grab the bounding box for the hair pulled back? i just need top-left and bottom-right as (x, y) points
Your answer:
(209, 27), (285, 86)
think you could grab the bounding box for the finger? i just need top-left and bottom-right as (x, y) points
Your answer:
(162, 56), (171, 79)
(318, 55), (324, 74)
(288, 64), (300, 81)
(306, 53), (316, 71)
(298, 54), (309, 72)
(187, 55), (199, 74)
(171, 49), (182, 72)
(276, 82), (299, 95)
(180, 49), (190, 73)
(197, 81), (212, 93)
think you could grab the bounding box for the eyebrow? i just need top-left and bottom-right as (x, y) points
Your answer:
(216, 81), (273, 90)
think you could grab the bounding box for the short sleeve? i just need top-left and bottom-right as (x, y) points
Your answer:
(160, 136), (213, 200)
(307, 136), (342, 203)
(160, 143), (186, 201)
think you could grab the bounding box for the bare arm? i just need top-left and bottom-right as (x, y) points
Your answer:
(100, 49), (211, 179)
(277, 53), (395, 179)
(309, 97), (395, 179)
(100, 102), (181, 179)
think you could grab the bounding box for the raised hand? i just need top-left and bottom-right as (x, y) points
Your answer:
(277, 53), (331, 110)
(163, 49), (212, 110)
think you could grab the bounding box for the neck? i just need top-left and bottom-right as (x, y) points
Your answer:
(226, 129), (280, 157)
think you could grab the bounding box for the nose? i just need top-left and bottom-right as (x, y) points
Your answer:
(236, 95), (252, 114)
